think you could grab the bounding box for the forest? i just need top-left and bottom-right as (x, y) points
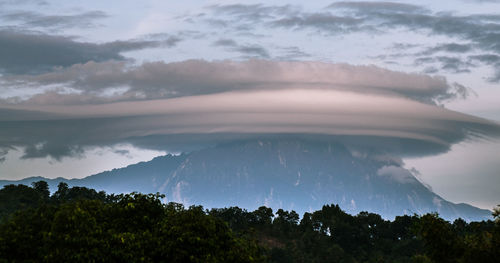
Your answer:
(0, 181), (498, 262)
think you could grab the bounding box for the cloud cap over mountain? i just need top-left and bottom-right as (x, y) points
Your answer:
(0, 60), (498, 159)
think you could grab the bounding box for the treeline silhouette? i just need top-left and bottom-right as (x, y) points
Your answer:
(0, 181), (498, 262)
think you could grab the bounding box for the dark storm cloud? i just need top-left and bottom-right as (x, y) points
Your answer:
(0, 30), (181, 75)
(1, 10), (108, 30)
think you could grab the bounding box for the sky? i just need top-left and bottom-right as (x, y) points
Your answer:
(0, 0), (499, 209)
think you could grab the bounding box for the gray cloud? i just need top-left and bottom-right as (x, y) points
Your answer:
(390, 43), (420, 50)
(22, 142), (84, 160)
(1, 10), (108, 30)
(212, 38), (270, 58)
(468, 54), (500, 64)
(0, 89), (498, 159)
(327, 2), (500, 80)
(202, 2), (500, 81)
(207, 2), (423, 35)
(201, 4), (299, 35)
(0, 60), (498, 160)
(467, 54), (500, 81)
(490, 66), (500, 82)
(0, 0), (47, 7)
(418, 43), (474, 56)
(438, 57), (474, 73)
(0, 147), (9, 163)
(461, 0), (500, 3)
(210, 4), (298, 23)
(212, 39), (237, 47)
(0, 30), (181, 75)
(328, 1), (429, 14)
(414, 56), (475, 74)
(212, 39), (309, 60)
(113, 149), (130, 156)
(270, 12), (366, 33)
(275, 46), (311, 60)
(1, 60), (468, 105)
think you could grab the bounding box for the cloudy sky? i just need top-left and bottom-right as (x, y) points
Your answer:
(0, 0), (499, 209)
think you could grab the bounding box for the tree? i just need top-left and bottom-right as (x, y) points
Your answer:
(0, 192), (265, 262)
(414, 213), (463, 263)
(31, 181), (50, 200)
(252, 206), (273, 226)
(0, 184), (497, 262)
(52, 182), (69, 201)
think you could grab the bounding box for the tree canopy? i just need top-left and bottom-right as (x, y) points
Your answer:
(0, 181), (498, 262)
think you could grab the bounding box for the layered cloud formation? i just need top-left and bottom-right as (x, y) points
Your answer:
(1, 59), (469, 104)
(1, 60), (498, 160)
(0, 30), (181, 75)
(194, 2), (500, 81)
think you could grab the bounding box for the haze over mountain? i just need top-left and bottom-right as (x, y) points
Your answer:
(1, 139), (491, 222)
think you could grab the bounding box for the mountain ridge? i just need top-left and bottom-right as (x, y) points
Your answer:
(0, 139), (492, 221)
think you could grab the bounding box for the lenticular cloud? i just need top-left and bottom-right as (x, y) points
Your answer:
(0, 60), (498, 159)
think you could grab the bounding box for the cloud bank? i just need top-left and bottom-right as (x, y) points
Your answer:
(0, 60), (498, 160)
(0, 30), (181, 75)
(2, 59), (468, 104)
(201, 2), (500, 82)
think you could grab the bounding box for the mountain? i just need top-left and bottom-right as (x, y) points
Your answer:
(0, 139), (492, 221)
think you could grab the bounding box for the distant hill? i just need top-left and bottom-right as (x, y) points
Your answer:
(0, 139), (492, 221)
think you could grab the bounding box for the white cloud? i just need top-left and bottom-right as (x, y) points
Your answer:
(377, 165), (418, 184)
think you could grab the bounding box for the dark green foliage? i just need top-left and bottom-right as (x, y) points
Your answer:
(0, 184), (41, 221)
(0, 181), (498, 263)
(414, 213), (500, 263)
(414, 213), (462, 263)
(0, 182), (263, 262)
(31, 181), (50, 200)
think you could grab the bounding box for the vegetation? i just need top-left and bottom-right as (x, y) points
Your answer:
(0, 181), (498, 262)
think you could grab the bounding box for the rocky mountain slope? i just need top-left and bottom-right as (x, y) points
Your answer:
(0, 139), (491, 221)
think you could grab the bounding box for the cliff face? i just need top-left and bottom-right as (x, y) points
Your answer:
(1, 139), (492, 221)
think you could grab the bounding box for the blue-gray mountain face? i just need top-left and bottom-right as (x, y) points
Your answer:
(1, 140), (491, 221)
